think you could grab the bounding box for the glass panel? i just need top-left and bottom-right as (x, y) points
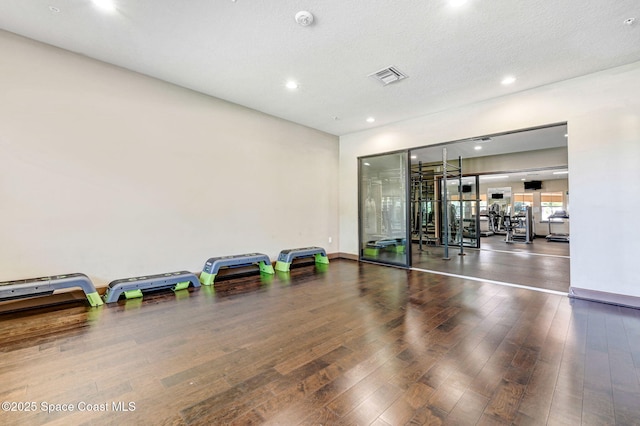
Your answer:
(486, 187), (512, 235)
(360, 152), (408, 266)
(410, 160), (438, 252)
(441, 176), (480, 248)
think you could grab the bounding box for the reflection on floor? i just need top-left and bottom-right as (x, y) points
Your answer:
(411, 236), (570, 293)
(1, 260), (637, 425)
(479, 234), (570, 257)
(362, 251), (408, 265)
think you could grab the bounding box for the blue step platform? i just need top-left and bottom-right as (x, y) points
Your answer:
(199, 253), (274, 285)
(275, 247), (329, 272)
(103, 271), (200, 303)
(0, 273), (103, 307)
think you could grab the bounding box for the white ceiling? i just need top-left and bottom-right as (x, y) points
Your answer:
(1, 1), (639, 136)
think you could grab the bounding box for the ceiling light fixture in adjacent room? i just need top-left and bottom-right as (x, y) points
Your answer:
(473, 137), (492, 144)
(366, 117), (375, 123)
(474, 146), (482, 150)
(624, 17), (636, 26)
(49, 5), (61, 13)
(285, 81), (299, 90)
(553, 171), (569, 175)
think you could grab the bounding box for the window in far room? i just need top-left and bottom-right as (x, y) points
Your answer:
(541, 192), (564, 220)
(513, 193), (533, 213)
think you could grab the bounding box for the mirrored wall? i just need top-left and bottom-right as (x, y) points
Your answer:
(359, 152), (409, 266)
(441, 175), (480, 249)
(357, 124), (569, 277)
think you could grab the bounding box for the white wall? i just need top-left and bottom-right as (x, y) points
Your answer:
(340, 61), (640, 300)
(0, 31), (339, 286)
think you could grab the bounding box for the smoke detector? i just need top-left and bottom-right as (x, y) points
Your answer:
(295, 11), (314, 26)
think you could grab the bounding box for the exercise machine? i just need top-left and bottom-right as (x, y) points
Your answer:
(478, 209), (494, 237)
(504, 206), (534, 244)
(546, 210), (570, 242)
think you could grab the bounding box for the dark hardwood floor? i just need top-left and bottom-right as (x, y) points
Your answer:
(478, 235), (570, 257)
(1, 259), (638, 425)
(412, 236), (570, 293)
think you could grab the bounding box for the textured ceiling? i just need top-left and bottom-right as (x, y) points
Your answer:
(1, 1), (639, 135)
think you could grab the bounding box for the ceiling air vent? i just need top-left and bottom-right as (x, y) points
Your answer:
(368, 66), (408, 86)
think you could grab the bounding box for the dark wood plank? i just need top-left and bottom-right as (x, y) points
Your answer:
(412, 241), (570, 292)
(0, 259), (637, 425)
(444, 389), (489, 425)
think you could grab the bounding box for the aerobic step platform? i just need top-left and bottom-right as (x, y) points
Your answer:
(0, 273), (103, 307)
(199, 253), (275, 285)
(103, 271), (200, 303)
(364, 238), (406, 256)
(275, 246), (329, 272)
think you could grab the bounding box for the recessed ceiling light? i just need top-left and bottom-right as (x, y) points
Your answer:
(553, 171), (569, 175)
(285, 81), (298, 90)
(92, 0), (116, 12)
(564, 133), (568, 138)
(49, 5), (61, 13)
(501, 76), (516, 85)
(624, 17), (636, 26)
(364, 162), (371, 166)
(366, 117), (375, 123)
(474, 146), (482, 150)
(521, 178), (526, 181)
(450, 0), (469, 7)
(411, 155), (417, 159)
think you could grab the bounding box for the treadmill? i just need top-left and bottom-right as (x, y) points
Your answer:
(546, 210), (570, 242)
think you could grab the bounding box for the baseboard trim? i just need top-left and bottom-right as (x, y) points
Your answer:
(336, 252), (358, 261)
(569, 287), (640, 310)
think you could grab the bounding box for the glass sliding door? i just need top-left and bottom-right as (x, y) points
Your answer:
(359, 152), (409, 267)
